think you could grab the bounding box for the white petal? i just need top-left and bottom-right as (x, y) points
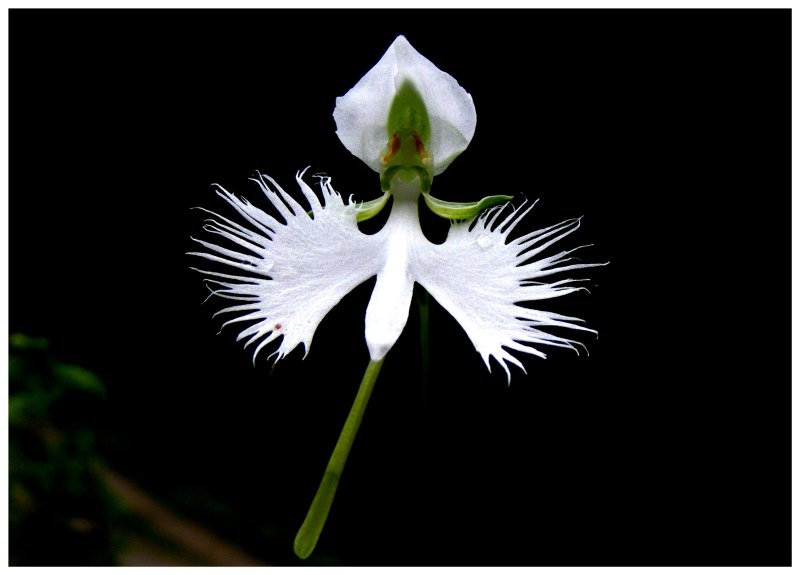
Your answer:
(363, 184), (420, 360)
(190, 170), (383, 363)
(412, 201), (603, 383)
(333, 35), (477, 175)
(364, 239), (414, 361)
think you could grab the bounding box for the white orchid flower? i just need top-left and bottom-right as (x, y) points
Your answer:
(190, 35), (602, 559)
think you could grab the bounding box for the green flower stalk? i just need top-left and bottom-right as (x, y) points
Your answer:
(190, 36), (602, 559)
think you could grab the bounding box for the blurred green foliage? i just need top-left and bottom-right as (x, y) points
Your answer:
(9, 334), (119, 566)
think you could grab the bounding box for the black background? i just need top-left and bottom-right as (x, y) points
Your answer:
(9, 9), (790, 566)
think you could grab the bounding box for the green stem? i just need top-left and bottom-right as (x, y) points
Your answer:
(293, 358), (385, 560)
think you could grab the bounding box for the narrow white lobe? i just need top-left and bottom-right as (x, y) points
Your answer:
(364, 181), (422, 360)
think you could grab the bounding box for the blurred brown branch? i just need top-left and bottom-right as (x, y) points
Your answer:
(97, 466), (266, 567)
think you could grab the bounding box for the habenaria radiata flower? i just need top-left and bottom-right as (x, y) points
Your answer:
(190, 35), (603, 559)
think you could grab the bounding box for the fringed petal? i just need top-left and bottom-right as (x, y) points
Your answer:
(189, 169), (383, 363)
(413, 200), (605, 383)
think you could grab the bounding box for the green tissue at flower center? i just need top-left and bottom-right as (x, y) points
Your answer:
(380, 80), (433, 192)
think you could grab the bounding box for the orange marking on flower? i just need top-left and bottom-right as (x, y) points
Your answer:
(413, 132), (426, 158)
(383, 132), (401, 163)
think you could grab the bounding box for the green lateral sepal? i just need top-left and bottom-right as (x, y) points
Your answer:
(422, 192), (513, 221)
(354, 191), (391, 222)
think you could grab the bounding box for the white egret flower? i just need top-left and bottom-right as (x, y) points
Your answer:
(190, 35), (602, 559)
(191, 35), (599, 381)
